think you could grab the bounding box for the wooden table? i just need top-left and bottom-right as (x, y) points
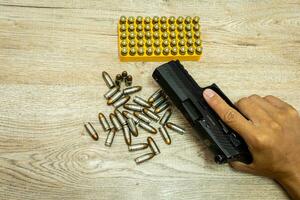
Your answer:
(0, 1), (299, 199)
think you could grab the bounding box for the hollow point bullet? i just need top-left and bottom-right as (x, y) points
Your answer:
(114, 109), (127, 126)
(148, 89), (163, 104)
(159, 126), (171, 145)
(110, 113), (122, 131)
(127, 118), (138, 137)
(134, 112), (152, 124)
(113, 95), (130, 108)
(123, 104), (144, 112)
(105, 129), (116, 147)
(104, 87), (119, 99)
(128, 143), (148, 152)
(122, 125), (131, 146)
(102, 71), (115, 89)
(84, 122), (99, 141)
(107, 90), (123, 105)
(138, 121), (157, 134)
(133, 96), (151, 108)
(147, 137), (160, 155)
(123, 86), (142, 95)
(159, 108), (172, 125)
(143, 108), (160, 122)
(98, 112), (110, 131)
(166, 122), (186, 135)
(135, 153), (155, 165)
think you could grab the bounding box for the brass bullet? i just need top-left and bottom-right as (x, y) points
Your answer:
(162, 32), (168, 39)
(120, 32), (127, 39)
(152, 96), (166, 108)
(147, 137), (160, 155)
(171, 47), (177, 55)
(194, 31), (200, 39)
(177, 16), (184, 24)
(193, 24), (200, 31)
(129, 47), (136, 56)
(105, 129), (116, 147)
(169, 31), (176, 39)
(121, 40), (127, 47)
(123, 86), (142, 95)
(169, 16), (176, 24)
(177, 24), (183, 31)
(113, 95), (130, 108)
(196, 46), (203, 55)
(146, 39), (152, 47)
(161, 24), (167, 31)
(110, 113), (122, 131)
(179, 46), (186, 55)
(119, 24), (126, 32)
(120, 47), (128, 56)
(137, 47), (144, 56)
(120, 16), (126, 24)
(188, 46), (194, 55)
(128, 143), (148, 152)
(138, 121), (157, 134)
(169, 24), (176, 32)
(155, 101), (170, 113)
(102, 71), (115, 88)
(158, 126), (171, 145)
(137, 39), (144, 46)
(146, 47), (153, 56)
(122, 125), (131, 146)
(123, 111), (140, 124)
(170, 39), (177, 47)
(152, 16), (159, 24)
(84, 122), (99, 141)
(133, 96), (151, 108)
(178, 32), (184, 39)
(137, 32), (144, 39)
(129, 39), (135, 47)
(193, 16), (200, 24)
(143, 108), (160, 122)
(129, 32), (135, 39)
(154, 40), (160, 47)
(134, 112), (152, 124)
(104, 86), (119, 99)
(163, 47), (170, 55)
(136, 24), (143, 32)
(98, 112), (111, 131)
(144, 24), (151, 31)
(187, 38), (193, 47)
(166, 122), (186, 134)
(144, 16), (151, 24)
(148, 89), (163, 103)
(136, 16), (143, 24)
(128, 16), (135, 24)
(135, 153), (155, 164)
(159, 108), (172, 125)
(185, 24), (191, 31)
(185, 16), (192, 24)
(125, 75), (133, 86)
(195, 39), (202, 46)
(162, 40), (169, 47)
(145, 31), (152, 39)
(155, 47), (161, 55)
(107, 90), (123, 105)
(186, 31), (192, 38)
(127, 118), (138, 137)
(128, 24), (135, 31)
(153, 32), (160, 39)
(160, 16), (167, 24)
(153, 24), (159, 31)
(114, 109), (127, 126)
(123, 104), (144, 112)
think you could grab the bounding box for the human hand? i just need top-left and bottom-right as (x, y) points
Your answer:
(203, 89), (300, 200)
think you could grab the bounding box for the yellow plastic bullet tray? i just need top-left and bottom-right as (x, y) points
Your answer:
(118, 16), (203, 62)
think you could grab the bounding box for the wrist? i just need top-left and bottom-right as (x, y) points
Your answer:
(276, 170), (300, 200)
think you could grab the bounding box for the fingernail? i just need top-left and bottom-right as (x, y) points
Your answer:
(203, 89), (216, 99)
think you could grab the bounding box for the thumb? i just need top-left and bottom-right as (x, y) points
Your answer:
(230, 161), (256, 174)
(203, 89), (254, 145)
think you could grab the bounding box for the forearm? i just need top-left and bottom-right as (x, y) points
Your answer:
(277, 172), (300, 200)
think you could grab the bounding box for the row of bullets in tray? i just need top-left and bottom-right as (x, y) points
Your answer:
(84, 71), (186, 164)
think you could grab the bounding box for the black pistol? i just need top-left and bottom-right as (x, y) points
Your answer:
(152, 60), (252, 164)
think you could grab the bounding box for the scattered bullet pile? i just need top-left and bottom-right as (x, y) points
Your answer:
(84, 71), (186, 164)
(118, 16), (203, 62)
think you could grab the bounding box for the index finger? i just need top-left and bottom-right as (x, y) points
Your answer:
(203, 89), (255, 145)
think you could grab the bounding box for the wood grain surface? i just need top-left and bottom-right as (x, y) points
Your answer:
(0, 0), (299, 199)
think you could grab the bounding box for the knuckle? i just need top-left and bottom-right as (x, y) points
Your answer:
(270, 121), (282, 131)
(252, 135), (268, 149)
(236, 97), (248, 108)
(264, 95), (276, 101)
(248, 94), (260, 100)
(223, 109), (237, 124)
(286, 106), (299, 117)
